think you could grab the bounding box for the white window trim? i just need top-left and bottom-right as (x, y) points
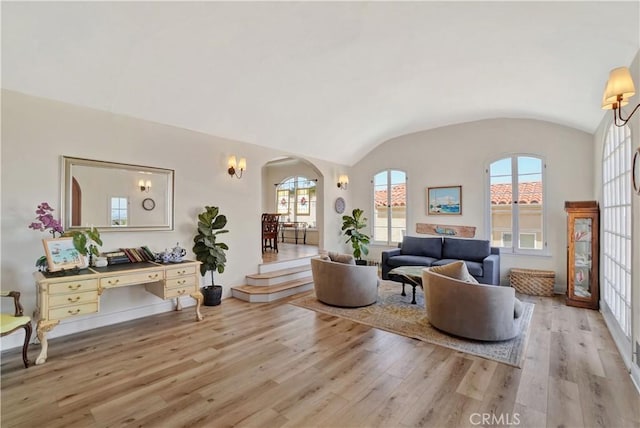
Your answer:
(485, 153), (548, 256)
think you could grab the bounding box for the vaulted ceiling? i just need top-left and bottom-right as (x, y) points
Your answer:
(2, 2), (639, 165)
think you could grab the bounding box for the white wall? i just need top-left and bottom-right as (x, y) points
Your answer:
(351, 118), (594, 288)
(0, 90), (346, 349)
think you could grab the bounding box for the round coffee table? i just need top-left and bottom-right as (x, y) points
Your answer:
(387, 266), (425, 304)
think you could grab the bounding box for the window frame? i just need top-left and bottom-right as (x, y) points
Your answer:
(486, 154), (548, 256)
(372, 169), (407, 246)
(109, 196), (129, 227)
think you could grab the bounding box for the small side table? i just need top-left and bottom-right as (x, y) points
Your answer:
(388, 266), (425, 304)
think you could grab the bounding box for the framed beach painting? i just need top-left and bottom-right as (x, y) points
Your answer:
(427, 186), (462, 215)
(42, 237), (86, 272)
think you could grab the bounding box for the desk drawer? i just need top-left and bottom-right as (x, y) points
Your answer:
(165, 287), (194, 299)
(49, 302), (98, 320)
(101, 269), (164, 288)
(166, 265), (197, 277)
(49, 279), (98, 295)
(166, 276), (197, 290)
(49, 290), (98, 308)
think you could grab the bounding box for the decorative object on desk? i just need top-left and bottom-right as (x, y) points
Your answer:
(334, 197), (346, 214)
(28, 201), (65, 271)
(427, 186), (462, 215)
(416, 223), (476, 238)
(103, 250), (131, 265)
(42, 237), (86, 272)
(193, 206), (229, 306)
(63, 226), (102, 267)
(633, 146), (640, 195)
(341, 208), (370, 265)
(168, 242), (186, 262)
(93, 257), (108, 267)
(142, 197), (156, 211)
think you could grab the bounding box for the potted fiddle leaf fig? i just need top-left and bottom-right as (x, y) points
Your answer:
(63, 226), (103, 268)
(193, 206), (229, 306)
(341, 208), (370, 265)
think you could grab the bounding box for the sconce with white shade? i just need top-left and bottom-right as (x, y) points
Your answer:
(228, 155), (246, 179)
(601, 66), (639, 127)
(138, 179), (152, 192)
(337, 175), (349, 190)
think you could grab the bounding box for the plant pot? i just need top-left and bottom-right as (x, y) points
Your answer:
(202, 285), (223, 306)
(355, 259), (367, 266)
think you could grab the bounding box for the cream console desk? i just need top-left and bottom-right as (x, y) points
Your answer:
(34, 260), (203, 365)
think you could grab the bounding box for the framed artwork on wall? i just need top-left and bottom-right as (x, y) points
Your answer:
(42, 237), (86, 272)
(427, 186), (462, 215)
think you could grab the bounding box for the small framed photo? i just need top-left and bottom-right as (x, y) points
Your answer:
(42, 237), (86, 272)
(427, 186), (462, 215)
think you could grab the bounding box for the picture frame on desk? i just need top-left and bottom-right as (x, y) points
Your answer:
(42, 237), (87, 272)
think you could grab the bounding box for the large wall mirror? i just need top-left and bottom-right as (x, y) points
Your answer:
(61, 156), (174, 232)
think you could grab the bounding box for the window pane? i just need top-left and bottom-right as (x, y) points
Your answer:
(490, 159), (513, 249)
(373, 170), (406, 245)
(517, 156), (543, 249)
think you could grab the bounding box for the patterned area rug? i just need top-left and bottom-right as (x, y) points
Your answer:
(290, 281), (534, 368)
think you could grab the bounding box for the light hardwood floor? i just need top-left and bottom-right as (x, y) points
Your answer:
(1, 290), (639, 427)
(262, 242), (319, 264)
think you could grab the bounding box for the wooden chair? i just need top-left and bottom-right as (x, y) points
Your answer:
(261, 213), (280, 253)
(1, 291), (32, 368)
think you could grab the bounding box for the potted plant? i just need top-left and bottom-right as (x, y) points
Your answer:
(192, 206), (229, 306)
(64, 226), (103, 267)
(341, 208), (370, 265)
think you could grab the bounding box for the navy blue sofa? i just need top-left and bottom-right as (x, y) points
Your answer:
(381, 236), (500, 285)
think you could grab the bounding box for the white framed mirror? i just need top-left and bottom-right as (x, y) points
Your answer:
(61, 156), (174, 232)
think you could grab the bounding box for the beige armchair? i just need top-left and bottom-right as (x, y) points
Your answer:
(423, 269), (523, 341)
(311, 257), (379, 307)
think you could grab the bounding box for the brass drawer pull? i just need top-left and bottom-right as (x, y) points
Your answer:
(177, 270), (186, 275)
(107, 279), (120, 285)
(67, 296), (81, 302)
(148, 273), (159, 279)
(177, 279), (186, 285)
(68, 284), (82, 290)
(178, 289), (186, 295)
(68, 309), (81, 315)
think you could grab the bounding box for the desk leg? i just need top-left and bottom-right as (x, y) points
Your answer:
(35, 319), (59, 365)
(190, 290), (204, 321)
(175, 295), (183, 311)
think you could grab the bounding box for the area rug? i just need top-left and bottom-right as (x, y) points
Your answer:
(289, 281), (534, 368)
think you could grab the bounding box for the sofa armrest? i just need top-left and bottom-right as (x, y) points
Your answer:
(481, 254), (501, 285)
(381, 248), (401, 279)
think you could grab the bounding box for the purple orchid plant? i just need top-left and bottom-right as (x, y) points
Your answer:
(28, 202), (64, 237)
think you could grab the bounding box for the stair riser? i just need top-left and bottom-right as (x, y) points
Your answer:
(247, 270), (311, 286)
(232, 283), (313, 303)
(258, 256), (314, 274)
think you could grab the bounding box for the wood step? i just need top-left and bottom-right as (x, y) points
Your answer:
(233, 276), (313, 295)
(246, 265), (311, 280)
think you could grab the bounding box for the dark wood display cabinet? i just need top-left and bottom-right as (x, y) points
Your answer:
(565, 201), (599, 309)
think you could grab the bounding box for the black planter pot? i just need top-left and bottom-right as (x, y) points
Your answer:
(202, 285), (223, 306)
(355, 259), (367, 266)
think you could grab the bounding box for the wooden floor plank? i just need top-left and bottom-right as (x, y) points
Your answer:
(1, 294), (638, 428)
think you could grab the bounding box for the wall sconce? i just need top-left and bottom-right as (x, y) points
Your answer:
(138, 179), (152, 192)
(337, 174), (349, 190)
(228, 155), (246, 179)
(601, 66), (639, 127)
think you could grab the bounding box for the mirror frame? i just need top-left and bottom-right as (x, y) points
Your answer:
(61, 156), (175, 232)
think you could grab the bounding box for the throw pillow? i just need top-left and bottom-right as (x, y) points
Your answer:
(318, 254), (331, 261)
(328, 252), (356, 265)
(514, 297), (523, 318)
(429, 261), (478, 283)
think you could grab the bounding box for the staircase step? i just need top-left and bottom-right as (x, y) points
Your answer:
(259, 255), (315, 274)
(231, 277), (314, 303)
(246, 265), (312, 286)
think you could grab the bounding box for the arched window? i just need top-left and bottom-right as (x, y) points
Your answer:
(602, 124), (632, 338)
(275, 176), (316, 226)
(488, 155), (545, 253)
(373, 170), (407, 245)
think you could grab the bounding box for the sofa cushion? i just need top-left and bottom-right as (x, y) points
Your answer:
(328, 252), (356, 265)
(387, 255), (437, 268)
(400, 236), (442, 259)
(429, 260), (478, 283)
(431, 259), (484, 277)
(442, 238), (491, 262)
(514, 297), (523, 318)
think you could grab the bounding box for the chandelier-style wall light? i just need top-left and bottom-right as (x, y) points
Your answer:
(228, 155), (246, 179)
(601, 66), (639, 127)
(138, 179), (152, 192)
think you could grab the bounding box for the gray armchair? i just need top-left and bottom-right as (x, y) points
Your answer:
(422, 268), (523, 341)
(311, 257), (379, 307)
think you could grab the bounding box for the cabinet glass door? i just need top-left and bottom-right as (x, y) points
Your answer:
(573, 217), (592, 299)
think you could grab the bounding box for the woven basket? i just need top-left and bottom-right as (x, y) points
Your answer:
(509, 268), (555, 296)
